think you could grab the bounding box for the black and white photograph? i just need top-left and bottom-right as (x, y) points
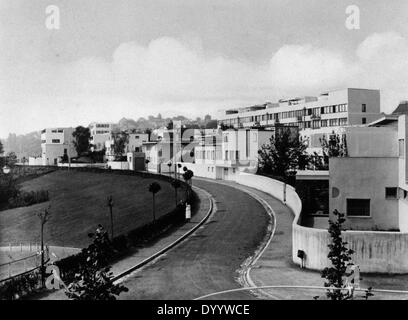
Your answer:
(1, 0), (408, 314)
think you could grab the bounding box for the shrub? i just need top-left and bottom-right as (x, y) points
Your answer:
(8, 190), (49, 209)
(0, 176), (20, 205)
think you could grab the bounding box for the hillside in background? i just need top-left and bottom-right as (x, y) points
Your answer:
(0, 131), (41, 159)
(1, 114), (216, 157)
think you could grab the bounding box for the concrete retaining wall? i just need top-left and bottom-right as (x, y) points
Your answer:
(235, 172), (408, 274)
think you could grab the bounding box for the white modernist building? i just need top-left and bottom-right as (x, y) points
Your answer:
(181, 126), (298, 181)
(218, 88), (382, 155)
(89, 122), (113, 151)
(41, 127), (77, 165)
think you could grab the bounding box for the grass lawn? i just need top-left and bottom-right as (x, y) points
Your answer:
(0, 170), (187, 248)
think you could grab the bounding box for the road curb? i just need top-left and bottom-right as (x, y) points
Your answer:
(112, 186), (215, 283)
(193, 178), (279, 300)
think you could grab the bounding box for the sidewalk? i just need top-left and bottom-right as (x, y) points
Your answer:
(35, 186), (213, 300)
(201, 178), (408, 300)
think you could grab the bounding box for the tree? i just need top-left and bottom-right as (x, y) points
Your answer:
(258, 129), (309, 181)
(72, 126), (91, 156)
(6, 152), (17, 167)
(321, 209), (355, 300)
(205, 120), (218, 129)
(182, 169), (194, 198)
(320, 133), (348, 167)
(171, 179), (181, 206)
(166, 120), (174, 130)
(65, 225), (128, 300)
(37, 207), (51, 286)
(112, 131), (129, 160)
(148, 182), (161, 222)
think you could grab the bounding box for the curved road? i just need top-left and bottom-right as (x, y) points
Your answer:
(118, 179), (270, 300)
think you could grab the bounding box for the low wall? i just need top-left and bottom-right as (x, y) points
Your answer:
(58, 163), (106, 169)
(107, 161), (129, 170)
(235, 172), (408, 274)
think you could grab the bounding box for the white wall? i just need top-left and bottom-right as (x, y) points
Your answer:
(235, 172), (408, 273)
(329, 157), (399, 231)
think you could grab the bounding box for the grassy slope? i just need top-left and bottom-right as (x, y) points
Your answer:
(0, 171), (186, 248)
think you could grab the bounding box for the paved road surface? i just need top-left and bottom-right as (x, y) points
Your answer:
(118, 179), (269, 300)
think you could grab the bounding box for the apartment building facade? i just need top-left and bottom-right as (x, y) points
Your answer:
(41, 127), (77, 165)
(184, 126), (298, 181)
(218, 88), (382, 154)
(89, 122), (113, 151)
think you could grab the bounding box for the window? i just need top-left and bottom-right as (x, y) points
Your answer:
(321, 120), (328, 127)
(399, 139), (405, 158)
(52, 139), (60, 143)
(347, 199), (370, 217)
(338, 104), (348, 113)
(312, 120), (320, 129)
(362, 104), (366, 112)
(329, 119), (338, 127)
(362, 117), (367, 124)
(236, 150), (240, 160)
(339, 118), (348, 126)
(385, 187), (398, 199)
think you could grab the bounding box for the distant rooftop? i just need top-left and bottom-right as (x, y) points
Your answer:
(392, 101), (408, 115)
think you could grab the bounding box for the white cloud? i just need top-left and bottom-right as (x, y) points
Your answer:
(269, 44), (347, 93)
(2, 32), (408, 137)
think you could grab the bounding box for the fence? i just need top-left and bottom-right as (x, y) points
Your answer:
(0, 244), (49, 282)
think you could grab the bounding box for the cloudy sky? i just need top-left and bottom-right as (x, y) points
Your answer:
(1, 0), (408, 137)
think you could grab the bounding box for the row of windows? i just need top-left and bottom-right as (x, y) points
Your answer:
(41, 139), (61, 143)
(221, 104), (349, 126)
(224, 150), (240, 160)
(51, 129), (64, 133)
(95, 124), (110, 128)
(297, 118), (348, 129)
(196, 150), (216, 160)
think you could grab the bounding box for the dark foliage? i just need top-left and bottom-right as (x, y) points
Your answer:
(8, 190), (49, 209)
(321, 209), (355, 300)
(258, 129), (309, 181)
(64, 225), (128, 300)
(72, 126), (91, 156)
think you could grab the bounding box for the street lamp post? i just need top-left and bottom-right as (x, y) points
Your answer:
(107, 195), (114, 240)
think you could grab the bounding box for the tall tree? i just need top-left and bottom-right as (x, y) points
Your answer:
(321, 210), (355, 300)
(258, 129), (309, 181)
(148, 182), (161, 221)
(72, 126), (91, 156)
(6, 151), (17, 167)
(320, 133), (348, 165)
(112, 131), (129, 160)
